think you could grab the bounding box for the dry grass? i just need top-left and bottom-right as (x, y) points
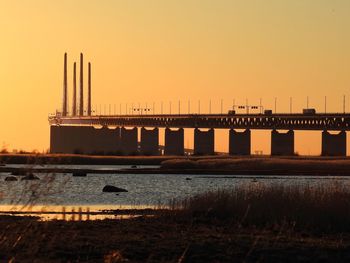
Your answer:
(2, 182), (350, 261)
(171, 183), (350, 232)
(0, 153), (173, 165)
(161, 157), (350, 174)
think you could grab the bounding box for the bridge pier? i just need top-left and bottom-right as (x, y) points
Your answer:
(92, 127), (120, 155)
(321, 130), (346, 156)
(120, 127), (138, 155)
(50, 126), (121, 154)
(51, 126), (75, 154)
(164, 128), (184, 155)
(50, 126), (93, 154)
(271, 130), (294, 156)
(194, 128), (214, 155)
(229, 129), (251, 155)
(140, 127), (159, 155)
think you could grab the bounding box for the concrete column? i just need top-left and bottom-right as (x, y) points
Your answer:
(164, 128), (184, 155)
(50, 126), (66, 153)
(140, 127), (159, 155)
(91, 127), (120, 155)
(271, 130), (294, 156)
(194, 128), (214, 155)
(321, 130), (346, 156)
(50, 126), (94, 154)
(229, 129), (251, 155)
(120, 127), (138, 155)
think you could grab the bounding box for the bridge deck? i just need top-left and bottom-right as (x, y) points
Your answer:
(48, 113), (350, 131)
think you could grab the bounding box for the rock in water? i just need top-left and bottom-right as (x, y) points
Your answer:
(73, 172), (87, 177)
(5, 176), (17, 181)
(21, 173), (40, 180)
(103, 185), (128, 193)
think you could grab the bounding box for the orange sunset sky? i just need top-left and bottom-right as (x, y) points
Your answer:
(0, 0), (349, 154)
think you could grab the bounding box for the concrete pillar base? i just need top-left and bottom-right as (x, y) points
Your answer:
(229, 129), (251, 155)
(120, 127), (138, 155)
(321, 130), (346, 156)
(140, 127), (159, 155)
(194, 128), (215, 155)
(50, 126), (121, 155)
(164, 128), (184, 155)
(271, 130), (294, 156)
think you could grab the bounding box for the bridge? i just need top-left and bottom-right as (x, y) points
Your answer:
(49, 113), (350, 131)
(49, 53), (348, 156)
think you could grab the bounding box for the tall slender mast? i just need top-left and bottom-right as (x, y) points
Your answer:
(88, 62), (91, 116)
(72, 62), (76, 116)
(62, 53), (68, 116)
(79, 53), (84, 116)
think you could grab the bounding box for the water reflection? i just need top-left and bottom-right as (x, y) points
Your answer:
(0, 204), (155, 221)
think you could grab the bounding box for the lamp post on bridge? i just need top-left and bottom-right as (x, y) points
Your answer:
(221, 99), (223, 114)
(274, 97), (277, 113)
(133, 107), (151, 115)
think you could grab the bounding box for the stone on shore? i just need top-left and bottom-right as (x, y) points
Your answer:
(73, 171), (87, 177)
(103, 185), (128, 193)
(21, 173), (40, 180)
(5, 176), (18, 181)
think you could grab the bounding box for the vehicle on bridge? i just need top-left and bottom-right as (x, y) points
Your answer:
(303, 108), (316, 115)
(264, 110), (272, 115)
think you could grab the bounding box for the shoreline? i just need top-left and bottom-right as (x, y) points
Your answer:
(1, 167), (350, 176)
(2, 153), (350, 165)
(2, 154), (350, 176)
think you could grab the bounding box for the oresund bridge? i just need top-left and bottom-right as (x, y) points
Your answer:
(49, 53), (349, 156)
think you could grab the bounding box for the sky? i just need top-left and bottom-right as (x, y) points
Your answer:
(0, 0), (349, 154)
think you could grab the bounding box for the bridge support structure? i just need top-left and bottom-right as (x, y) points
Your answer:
(164, 128), (184, 155)
(91, 127), (120, 154)
(120, 127), (138, 155)
(140, 127), (159, 155)
(51, 126), (80, 154)
(321, 130), (346, 156)
(194, 128), (214, 155)
(50, 126), (120, 154)
(271, 130), (294, 156)
(229, 129), (251, 155)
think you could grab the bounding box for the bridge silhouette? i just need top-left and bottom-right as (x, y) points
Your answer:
(49, 53), (348, 156)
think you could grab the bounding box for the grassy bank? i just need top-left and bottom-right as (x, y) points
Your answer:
(161, 157), (350, 175)
(172, 183), (350, 233)
(3, 154), (350, 176)
(1, 183), (350, 262)
(0, 153), (173, 165)
(1, 153), (350, 166)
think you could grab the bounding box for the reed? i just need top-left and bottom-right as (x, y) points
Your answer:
(172, 182), (350, 232)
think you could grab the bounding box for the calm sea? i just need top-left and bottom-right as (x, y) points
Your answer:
(0, 164), (349, 220)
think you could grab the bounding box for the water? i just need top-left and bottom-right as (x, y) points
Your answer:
(1, 164), (350, 216)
